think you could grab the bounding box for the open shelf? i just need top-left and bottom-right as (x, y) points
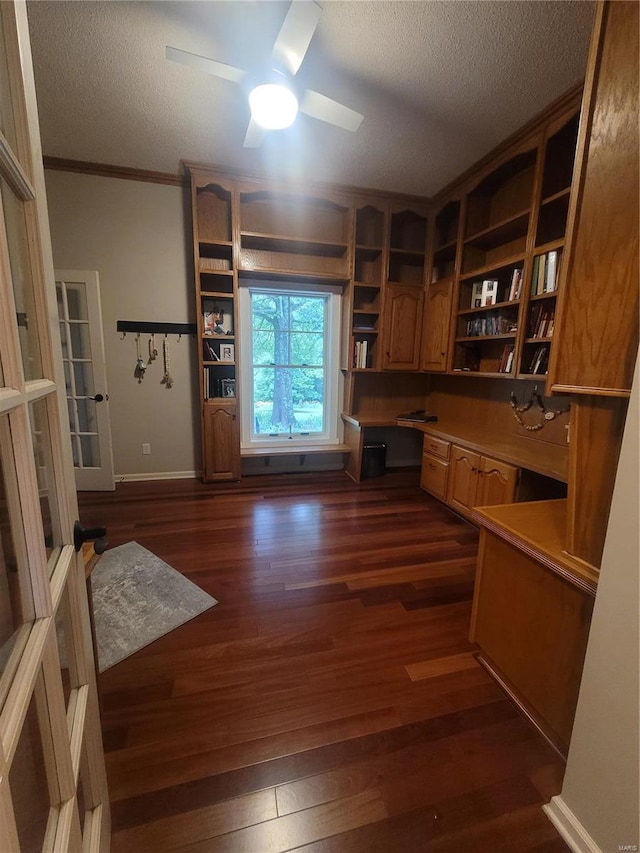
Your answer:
(240, 231), (348, 257)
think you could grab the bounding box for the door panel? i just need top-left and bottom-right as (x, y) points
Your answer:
(0, 3), (109, 850)
(446, 446), (480, 513)
(382, 285), (423, 370)
(56, 270), (115, 491)
(477, 457), (518, 506)
(422, 279), (453, 372)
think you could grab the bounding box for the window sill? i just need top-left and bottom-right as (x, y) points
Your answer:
(241, 443), (350, 458)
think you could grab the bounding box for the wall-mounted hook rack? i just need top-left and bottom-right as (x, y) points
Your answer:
(116, 321), (196, 336)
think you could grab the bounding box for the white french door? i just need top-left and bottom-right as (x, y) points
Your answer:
(0, 3), (109, 851)
(55, 270), (115, 491)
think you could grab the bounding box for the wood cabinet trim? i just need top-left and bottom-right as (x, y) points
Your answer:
(470, 500), (598, 595)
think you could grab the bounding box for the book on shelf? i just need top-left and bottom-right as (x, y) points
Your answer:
(498, 344), (515, 373)
(528, 303), (556, 338)
(352, 338), (369, 369)
(545, 249), (561, 292)
(508, 268), (523, 301)
(531, 250), (562, 295)
(466, 313), (514, 337)
(528, 345), (549, 375)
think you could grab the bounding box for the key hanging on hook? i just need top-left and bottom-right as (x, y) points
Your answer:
(134, 332), (147, 383)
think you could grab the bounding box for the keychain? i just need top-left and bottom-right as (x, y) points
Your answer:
(161, 337), (174, 388)
(148, 333), (158, 363)
(134, 334), (146, 383)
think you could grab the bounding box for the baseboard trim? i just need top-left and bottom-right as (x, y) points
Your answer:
(543, 796), (603, 853)
(115, 470), (199, 482)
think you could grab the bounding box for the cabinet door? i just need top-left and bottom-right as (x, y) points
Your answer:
(476, 457), (518, 507)
(421, 279), (453, 372)
(446, 446), (481, 513)
(203, 402), (241, 481)
(381, 284), (424, 370)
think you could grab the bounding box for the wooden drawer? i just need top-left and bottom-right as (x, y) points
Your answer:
(422, 434), (450, 461)
(420, 454), (449, 499)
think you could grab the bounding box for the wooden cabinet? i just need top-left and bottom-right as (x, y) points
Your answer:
(188, 170), (241, 482)
(547, 0), (638, 397)
(447, 445), (518, 514)
(203, 401), (241, 481)
(470, 520), (594, 755)
(421, 279), (453, 372)
(381, 284), (424, 370)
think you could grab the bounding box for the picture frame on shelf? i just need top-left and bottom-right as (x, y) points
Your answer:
(221, 378), (236, 398)
(203, 300), (233, 336)
(219, 343), (235, 362)
(471, 281), (483, 308)
(480, 279), (498, 306)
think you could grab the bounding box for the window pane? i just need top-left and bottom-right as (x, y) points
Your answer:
(69, 323), (91, 360)
(290, 295), (324, 331)
(55, 584), (76, 712)
(9, 682), (52, 852)
(0, 8), (19, 154)
(0, 176), (43, 380)
(253, 330), (275, 365)
(28, 398), (62, 569)
(290, 332), (323, 366)
(253, 367), (324, 434)
(0, 417), (35, 685)
(80, 434), (100, 468)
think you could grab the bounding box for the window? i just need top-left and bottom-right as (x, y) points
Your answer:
(239, 284), (341, 447)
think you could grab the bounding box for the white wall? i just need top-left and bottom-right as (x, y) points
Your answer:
(545, 357), (639, 852)
(44, 169), (200, 480)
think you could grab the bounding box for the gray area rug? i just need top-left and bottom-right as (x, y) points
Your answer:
(91, 541), (217, 671)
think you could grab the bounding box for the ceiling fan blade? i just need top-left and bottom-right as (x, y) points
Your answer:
(271, 1), (322, 77)
(243, 118), (267, 148)
(300, 90), (364, 132)
(166, 46), (246, 84)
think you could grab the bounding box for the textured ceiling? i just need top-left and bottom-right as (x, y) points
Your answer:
(26, 1), (595, 197)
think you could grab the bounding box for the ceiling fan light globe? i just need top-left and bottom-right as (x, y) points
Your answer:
(249, 83), (298, 130)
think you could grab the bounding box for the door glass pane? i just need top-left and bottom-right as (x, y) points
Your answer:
(0, 176), (43, 380)
(65, 282), (88, 321)
(0, 417), (34, 684)
(28, 398), (62, 570)
(0, 8), (19, 154)
(80, 434), (100, 468)
(55, 584), (75, 712)
(77, 741), (90, 837)
(9, 682), (52, 852)
(69, 323), (90, 359)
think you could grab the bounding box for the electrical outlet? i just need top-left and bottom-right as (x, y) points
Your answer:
(142, 443), (151, 455)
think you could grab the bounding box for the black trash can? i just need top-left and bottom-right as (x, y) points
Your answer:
(361, 442), (387, 479)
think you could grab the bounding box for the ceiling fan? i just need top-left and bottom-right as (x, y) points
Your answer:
(166, 0), (364, 148)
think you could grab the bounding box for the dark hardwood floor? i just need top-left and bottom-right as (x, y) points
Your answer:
(79, 470), (569, 852)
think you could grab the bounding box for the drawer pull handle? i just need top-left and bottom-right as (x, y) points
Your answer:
(428, 463), (436, 471)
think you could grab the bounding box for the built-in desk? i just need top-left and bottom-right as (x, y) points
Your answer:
(399, 420), (568, 483)
(342, 412), (568, 485)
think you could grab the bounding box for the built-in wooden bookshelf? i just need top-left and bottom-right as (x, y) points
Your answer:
(429, 104), (581, 381)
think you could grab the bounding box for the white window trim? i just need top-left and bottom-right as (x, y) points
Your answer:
(238, 281), (342, 450)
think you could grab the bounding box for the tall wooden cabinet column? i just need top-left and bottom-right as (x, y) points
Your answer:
(187, 168), (241, 482)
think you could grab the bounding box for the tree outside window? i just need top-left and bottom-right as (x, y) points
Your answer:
(251, 291), (326, 436)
